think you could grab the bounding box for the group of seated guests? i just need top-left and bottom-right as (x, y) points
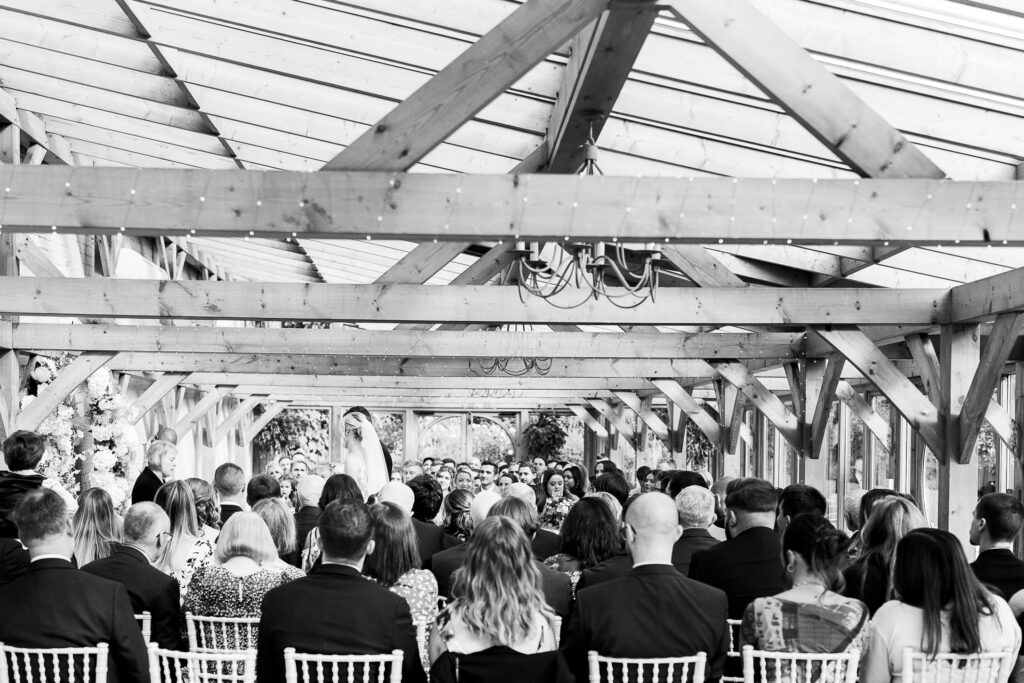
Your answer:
(2, 426), (1024, 683)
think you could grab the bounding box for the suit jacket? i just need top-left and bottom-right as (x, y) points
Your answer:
(130, 468), (163, 505)
(0, 558), (150, 683)
(430, 543), (571, 617)
(256, 563), (425, 683)
(0, 471), (45, 537)
(292, 506), (321, 567)
(0, 537), (29, 588)
(578, 550), (698, 592)
(219, 502), (244, 526)
(81, 544), (181, 650)
(532, 529), (561, 561)
(971, 548), (1024, 600)
(671, 528), (720, 576)
(413, 518), (452, 567)
(562, 565), (729, 683)
(688, 526), (784, 619)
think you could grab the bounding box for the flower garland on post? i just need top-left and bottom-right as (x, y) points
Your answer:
(20, 355), (86, 497)
(84, 368), (140, 511)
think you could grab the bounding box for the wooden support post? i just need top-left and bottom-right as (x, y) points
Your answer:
(939, 325), (980, 554)
(836, 382), (891, 452)
(568, 405), (609, 439)
(130, 372), (187, 424)
(716, 382), (741, 481)
(906, 334), (941, 404)
(651, 379), (722, 448)
(712, 361), (802, 453)
(213, 395), (265, 447)
(329, 407), (343, 464)
(243, 402), (288, 444)
(15, 352), (116, 431)
(0, 350), (17, 442)
(587, 399), (635, 444)
(612, 391), (669, 445)
(405, 409), (419, 463)
(173, 386), (234, 439)
(807, 355), (845, 461)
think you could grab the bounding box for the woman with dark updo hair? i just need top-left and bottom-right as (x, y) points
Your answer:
(740, 513), (868, 657)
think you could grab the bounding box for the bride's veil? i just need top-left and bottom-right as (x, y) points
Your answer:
(346, 412), (389, 497)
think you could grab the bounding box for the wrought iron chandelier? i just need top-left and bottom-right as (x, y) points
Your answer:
(505, 126), (665, 309)
(477, 324), (553, 376)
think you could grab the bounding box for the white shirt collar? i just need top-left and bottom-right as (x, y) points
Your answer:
(30, 553), (72, 563)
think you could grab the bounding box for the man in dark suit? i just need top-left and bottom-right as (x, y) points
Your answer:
(81, 502), (181, 650)
(406, 475), (457, 567)
(344, 406), (393, 478)
(246, 474), (281, 507)
(0, 489), (149, 682)
(0, 536), (29, 587)
(776, 483), (828, 537)
(291, 475), (325, 567)
(562, 493), (729, 682)
(256, 499), (424, 683)
(970, 492), (1024, 600)
(131, 440), (177, 504)
(214, 462), (246, 525)
(672, 485), (721, 574)
(689, 478), (784, 619)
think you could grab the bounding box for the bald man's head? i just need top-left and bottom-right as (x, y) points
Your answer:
(624, 493), (682, 563)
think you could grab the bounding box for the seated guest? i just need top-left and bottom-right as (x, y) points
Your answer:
(741, 514), (868, 660)
(842, 495), (926, 615)
(562, 493), (729, 682)
(0, 536), (29, 587)
(72, 487), (122, 566)
(505, 482), (560, 560)
(665, 470), (708, 499)
(301, 474), (363, 571)
(689, 478), (785, 619)
(593, 459), (617, 478)
(256, 500), (424, 683)
(539, 469), (577, 532)
(586, 492), (623, 522)
(671, 485), (720, 575)
(132, 440), (176, 505)
(213, 463), (246, 525)
(81, 502), (181, 650)
(431, 491), (500, 597)
(442, 488), (474, 544)
(848, 487), (899, 558)
(185, 513), (302, 648)
(861, 528), (1021, 682)
(292, 474), (325, 568)
(563, 464), (589, 500)
(775, 483), (827, 536)
(246, 474), (281, 508)
(407, 475), (455, 567)
(544, 497), (622, 596)
(0, 490), (149, 682)
(593, 470), (630, 507)
(0, 431), (77, 535)
(970, 492), (1024, 600)
(364, 502), (439, 624)
(185, 478), (221, 542)
(252, 498), (303, 572)
(155, 480), (216, 599)
(428, 516), (559, 666)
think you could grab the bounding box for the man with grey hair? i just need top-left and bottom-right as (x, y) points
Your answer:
(82, 502), (181, 649)
(291, 474), (326, 568)
(672, 485), (720, 575)
(131, 440), (177, 504)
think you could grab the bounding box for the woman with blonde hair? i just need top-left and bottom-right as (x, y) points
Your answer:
(72, 487), (122, 567)
(252, 498), (303, 571)
(842, 495), (928, 614)
(154, 480), (216, 599)
(428, 516), (558, 666)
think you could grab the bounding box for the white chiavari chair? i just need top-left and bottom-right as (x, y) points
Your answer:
(742, 645), (859, 683)
(723, 618), (743, 683)
(0, 642), (109, 683)
(553, 616), (563, 649)
(283, 648), (404, 683)
(185, 613), (260, 652)
(901, 647), (1015, 683)
(135, 612), (152, 643)
(414, 617), (430, 672)
(148, 643), (256, 683)
(587, 651), (707, 683)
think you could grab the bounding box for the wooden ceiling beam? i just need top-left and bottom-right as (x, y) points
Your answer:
(12, 323), (802, 360)
(182, 375), (658, 391)
(0, 278), (949, 325)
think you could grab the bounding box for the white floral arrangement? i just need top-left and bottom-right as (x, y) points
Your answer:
(26, 356), (85, 497)
(85, 368), (138, 511)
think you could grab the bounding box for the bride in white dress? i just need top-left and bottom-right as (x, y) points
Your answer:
(342, 411), (389, 498)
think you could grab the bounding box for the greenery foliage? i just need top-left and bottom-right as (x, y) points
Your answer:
(524, 412), (567, 460)
(253, 407), (330, 460)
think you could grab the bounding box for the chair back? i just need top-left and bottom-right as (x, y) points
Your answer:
(135, 612), (152, 642)
(414, 618), (430, 672)
(722, 618), (743, 683)
(283, 648), (404, 683)
(0, 642), (109, 683)
(186, 613), (260, 651)
(587, 651), (707, 683)
(901, 647), (1015, 683)
(552, 616), (563, 648)
(741, 645), (859, 683)
(430, 647), (572, 683)
(148, 643), (256, 683)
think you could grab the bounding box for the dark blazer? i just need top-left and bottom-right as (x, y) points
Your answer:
(671, 528), (720, 576)
(219, 502), (244, 527)
(0, 471), (45, 537)
(0, 537), (29, 588)
(0, 558), (150, 683)
(130, 468), (163, 504)
(256, 563), (425, 683)
(688, 526), (784, 619)
(291, 506), (321, 567)
(971, 548), (1024, 600)
(413, 518), (452, 567)
(430, 543), (571, 618)
(578, 549), (698, 592)
(81, 544), (181, 650)
(532, 529), (561, 561)
(562, 565), (729, 683)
